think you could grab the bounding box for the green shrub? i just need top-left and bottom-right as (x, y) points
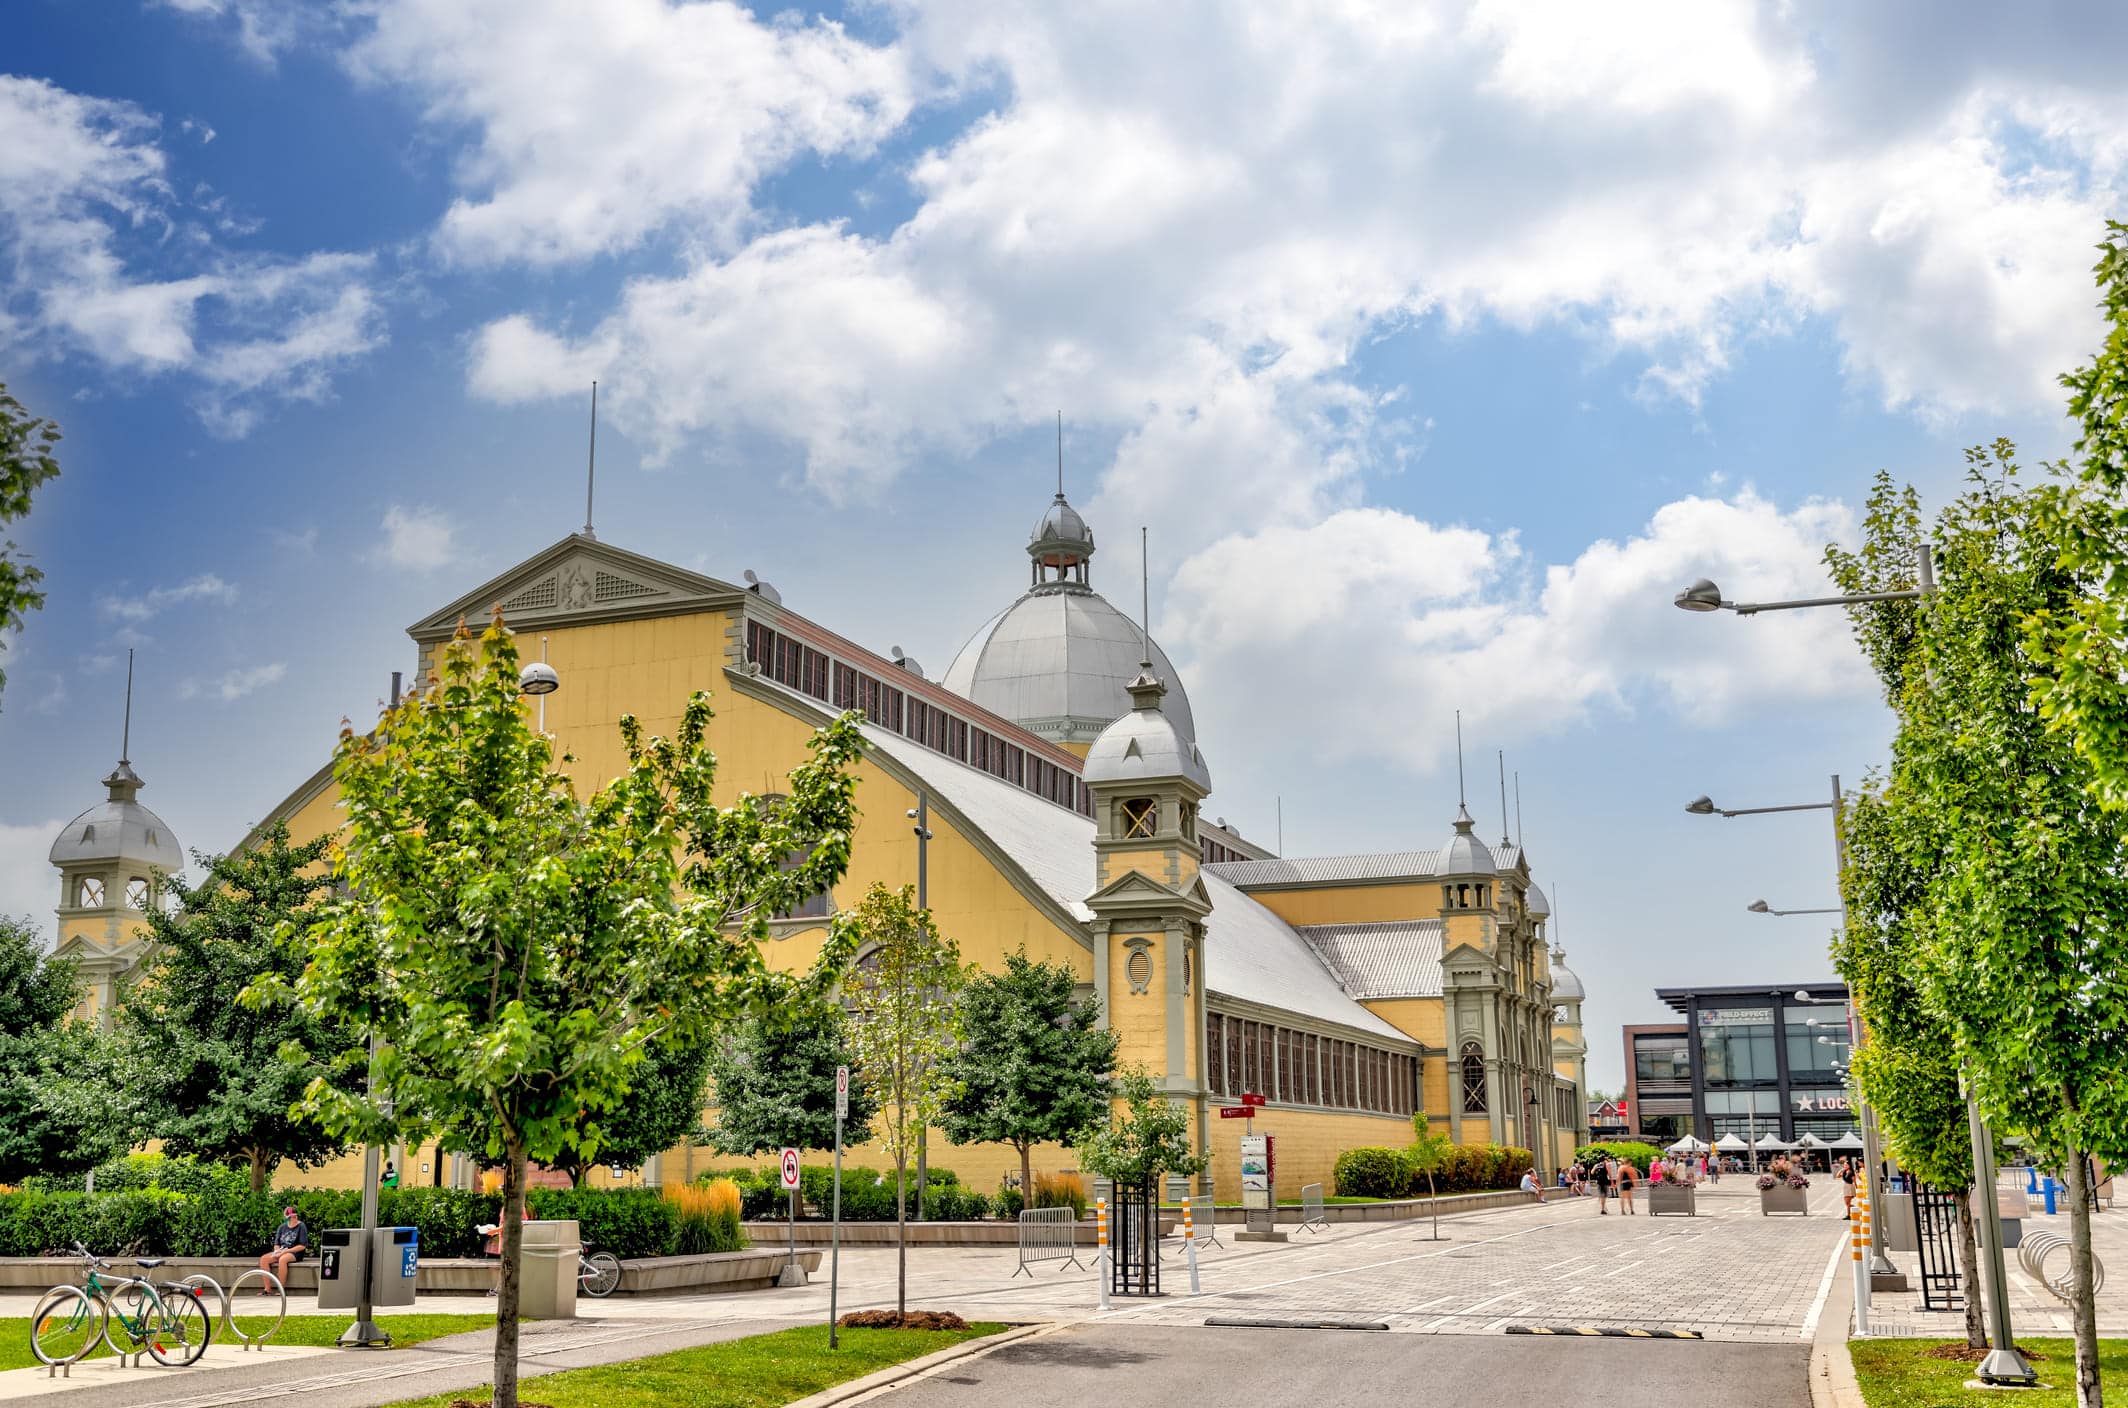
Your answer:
(1576, 1141), (1663, 1174)
(524, 1187), (676, 1259)
(922, 1182), (989, 1220)
(993, 1185), (1024, 1218)
(1332, 1147), (1413, 1198)
(1031, 1172), (1085, 1218)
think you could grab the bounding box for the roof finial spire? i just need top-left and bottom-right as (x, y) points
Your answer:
(1455, 710), (1466, 807)
(1498, 750), (1511, 848)
(1139, 525), (1153, 673)
(582, 380), (598, 540)
(1514, 770), (1524, 848)
(121, 648), (134, 764)
(1056, 410), (1064, 498)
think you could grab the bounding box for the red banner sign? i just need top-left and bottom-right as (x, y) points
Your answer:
(1219, 1106), (1254, 1119)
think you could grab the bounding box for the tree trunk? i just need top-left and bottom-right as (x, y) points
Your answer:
(2063, 1148), (2102, 1408)
(494, 1146), (527, 1408)
(894, 1153), (907, 1321)
(248, 1150), (270, 1193)
(1019, 1142), (1033, 1216)
(1955, 1191), (1986, 1349)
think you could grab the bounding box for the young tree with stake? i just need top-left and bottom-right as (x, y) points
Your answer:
(272, 620), (864, 1408)
(842, 882), (964, 1323)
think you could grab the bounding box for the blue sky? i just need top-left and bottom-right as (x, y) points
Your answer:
(3, 0), (2117, 1091)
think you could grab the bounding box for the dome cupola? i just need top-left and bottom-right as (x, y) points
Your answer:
(1029, 493), (1096, 587)
(1549, 944), (1585, 1002)
(1083, 667), (1211, 793)
(1439, 804), (1496, 877)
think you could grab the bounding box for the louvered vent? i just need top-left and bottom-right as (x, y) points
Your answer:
(594, 571), (656, 603)
(503, 577), (559, 612)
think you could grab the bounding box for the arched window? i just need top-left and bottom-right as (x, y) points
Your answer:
(125, 877), (150, 909)
(1460, 1041), (1487, 1114)
(76, 876), (105, 908)
(762, 794), (830, 920)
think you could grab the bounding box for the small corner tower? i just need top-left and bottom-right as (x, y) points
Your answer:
(1082, 614), (1213, 1183)
(49, 655), (180, 1025)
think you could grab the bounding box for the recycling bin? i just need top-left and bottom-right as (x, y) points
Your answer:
(316, 1228), (367, 1311)
(518, 1219), (580, 1320)
(372, 1226), (419, 1307)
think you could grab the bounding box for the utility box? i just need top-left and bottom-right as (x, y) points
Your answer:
(316, 1228), (367, 1311)
(518, 1219), (580, 1320)
(372, 1226), (419, 1308)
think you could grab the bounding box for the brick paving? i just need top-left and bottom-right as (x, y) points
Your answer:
(1861, 1197), (2128, 1340)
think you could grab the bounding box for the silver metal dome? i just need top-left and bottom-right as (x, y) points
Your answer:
(1082, 673), (1211, 792)
(1526, 882), (1551, 919)
(48, 762), (182, 873)
(1438, 805), (1495, 876)
(1549, 945), (1586, 1003)
(942, 587), (1197, 747)
(1030, 494), (1095, 564)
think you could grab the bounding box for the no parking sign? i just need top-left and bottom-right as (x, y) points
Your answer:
(780, 1147), (801, 1191)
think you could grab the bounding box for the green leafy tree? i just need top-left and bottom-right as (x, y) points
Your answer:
(843, 882), (964, 1321)
(1073, 1066), (1211, 1188)
(706, 1001), (877, 1155)
(1407, 1122), (1455, 1241)
(939, 951), (1117, 1206)
(1826, 482), (1986, 1348)
(112, 825), (357, 1191)
(0, 383), (60, 711)
(275, 619), (864, 1408)
(0, 915), (127, 1183)
(550, 1033), (718, 1188)
(1828, 442), (2128, 1406)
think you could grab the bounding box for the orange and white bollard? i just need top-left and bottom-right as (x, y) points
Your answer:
(1852, 1167), (1871, 1334)
(1183, 1198), (1201, 1294)
(1096, 1197), (1110, 1311)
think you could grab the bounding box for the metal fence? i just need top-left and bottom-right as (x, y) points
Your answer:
(1165, 1195), (1223, 1255)
(1012, 1207), (1084, 1278)
(1298, 1183), (1328, 1235)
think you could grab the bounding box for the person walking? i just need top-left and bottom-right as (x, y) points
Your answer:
(1617, 1158), (1638, 1215)
(1590, 1155), (1613, 1213)
(1840, 1158), (1857, 1219)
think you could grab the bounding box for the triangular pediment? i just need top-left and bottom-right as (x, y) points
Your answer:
(1086, 867), (1213, 917)
(408, 534), (747, 641)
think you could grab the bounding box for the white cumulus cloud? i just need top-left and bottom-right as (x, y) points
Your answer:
(374, 504), (459, 571)
(179, 661), (288, 701)
(97, 574), (240, 624)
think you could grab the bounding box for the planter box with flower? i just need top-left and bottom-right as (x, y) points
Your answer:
(1758, 1173), (1810, 1215)
(1648, 1181), (1696, 1217)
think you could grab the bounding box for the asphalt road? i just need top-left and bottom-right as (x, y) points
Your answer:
(879, 1322), (1814, 1408)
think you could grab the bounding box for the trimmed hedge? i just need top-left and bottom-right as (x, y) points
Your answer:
(1, 1162), (689, 1260)
(1332, 1142), (1535, 1198)
(702, 1163), (995, 1222)
(1574, 1141), (1665, 1174)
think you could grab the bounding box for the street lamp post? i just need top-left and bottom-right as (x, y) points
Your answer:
(905, 796), (934, 1218)
(1675, 548), (2037, 1383)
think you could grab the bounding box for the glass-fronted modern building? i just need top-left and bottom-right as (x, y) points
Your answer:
(1641, 984), (1859, 1145)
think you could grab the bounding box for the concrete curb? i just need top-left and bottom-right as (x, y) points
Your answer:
(1809, 1244), (1867, 1408)
(784, 1322), (1055, 1408)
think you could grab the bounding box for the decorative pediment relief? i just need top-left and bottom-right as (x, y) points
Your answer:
(409, 535), (744, 641)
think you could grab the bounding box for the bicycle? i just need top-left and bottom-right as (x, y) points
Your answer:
(29, 1243), (212, 1373)
(577, 1240), (622, 1298)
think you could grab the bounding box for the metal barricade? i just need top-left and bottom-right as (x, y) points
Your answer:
(1166, 1194), (1223, 1255)
(1298, 1182), (1328, 1235)
(1012, 1206), (1085, 1278)
(2017, 1230), (2106, 1303)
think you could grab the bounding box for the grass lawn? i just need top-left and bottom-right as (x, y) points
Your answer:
(378, 1323), (1006, 1408)
(1849, 1337), (2128, 1408)
(1, 1312), (495, 1373)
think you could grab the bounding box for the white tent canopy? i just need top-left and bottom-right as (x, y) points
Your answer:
(1666, 1136), (1711, 1154)
(1829, 1131), (1866, 1150)
(1713, 1134), (1750, 1151)
(1794, 1133), (1828, 1149)
(1754, 1133), (1794, 1150)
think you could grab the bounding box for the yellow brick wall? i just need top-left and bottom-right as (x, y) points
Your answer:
(1105, 926), (1171, 1077)
(1203, 1106), (1415, 1200)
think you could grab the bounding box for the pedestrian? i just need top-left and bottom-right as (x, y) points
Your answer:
(1590, 1155), (1613, 1213)
(381, 1159), (400, 1190)
(1840, 1158), (1857, 1219)
(1618, 1158), (1638, 1215)
(258, 1206), (309, 1292)
(477, 1199), (534, 1296)
(1649, 1158), (1666, 1185)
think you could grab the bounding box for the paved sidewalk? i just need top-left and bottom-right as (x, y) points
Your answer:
(1859, 1201), (2128, 1340)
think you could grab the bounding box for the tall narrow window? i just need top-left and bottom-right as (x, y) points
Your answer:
(1460, 1041), (1488, 1114)
(76, 876), (105, 908)
(1121, 798), (1157, 837)
(125, 877), (150, 909)
(1207, 1013), (1226, 1096)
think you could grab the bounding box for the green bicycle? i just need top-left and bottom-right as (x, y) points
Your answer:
(29, 1242), (212, 1372)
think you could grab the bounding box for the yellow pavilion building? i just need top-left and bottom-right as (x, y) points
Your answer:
(47, 486), (1589, 1199)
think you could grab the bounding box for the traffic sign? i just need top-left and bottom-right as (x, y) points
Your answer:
(835, 1065), (850, 1120)
(780, 1147), (801, 1191)
(1239, 1092), (1267, 1108)
(1218, 1106), (1254, 1119)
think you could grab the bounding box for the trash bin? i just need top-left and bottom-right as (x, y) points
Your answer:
(372, 1227), (419, 1308)
(518, 1220), (579, 1320)
(316, 1228), (368, 1311)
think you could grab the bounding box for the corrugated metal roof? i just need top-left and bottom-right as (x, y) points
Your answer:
(1294, 921), (1445, 999)
(858, 722), (1408, 1042)
(1208, 842), (1524, 888)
